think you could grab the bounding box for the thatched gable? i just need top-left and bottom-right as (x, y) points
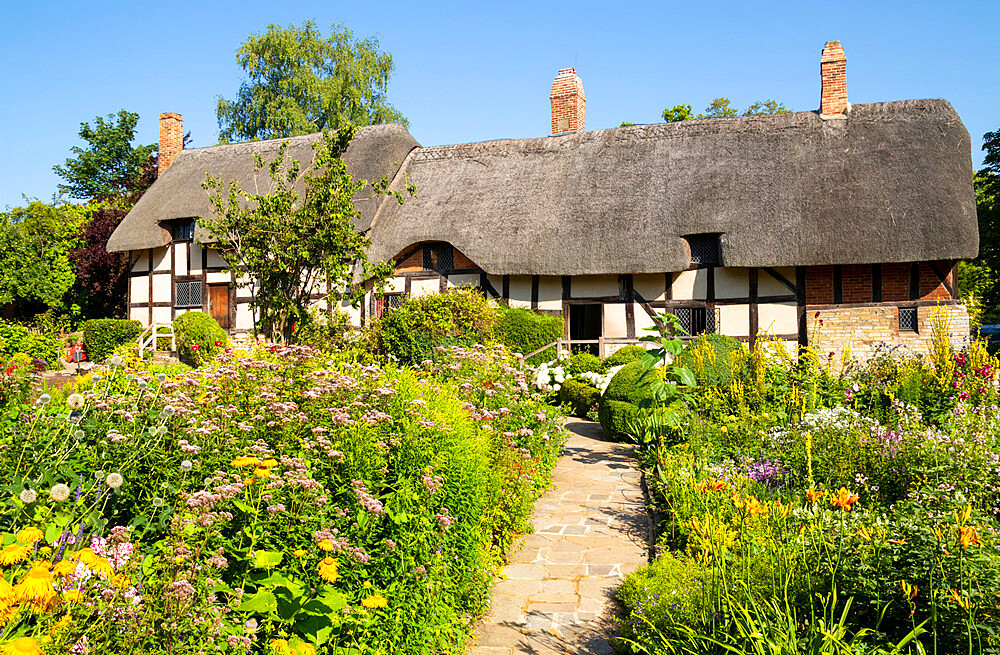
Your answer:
(368, 99), (976, 276)
(107, 123), (419, 253)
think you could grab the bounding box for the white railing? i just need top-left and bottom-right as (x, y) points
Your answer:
(138, 322), (176, 359)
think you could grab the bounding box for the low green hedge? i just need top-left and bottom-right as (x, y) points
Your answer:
(0, 318), (63, 367)
(558, 377), (601, 418)
(598, 360), (658, 441)
(495, 307), (563, 365)
(566, 352), (602, 376)
(82, 319), (143, 362)
(603, 344), (648, 368)
(173, 312), (228, 366)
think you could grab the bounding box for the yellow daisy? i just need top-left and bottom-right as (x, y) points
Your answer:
(361, 594), (388, 609)
(52, 560), (77, 578)
(317, 539), (334, 552)
(231, 455), (261, 468)
(317, 557), (338, 583)
(0, 544), (30, 566)
(14, 564), (57, 611)
(1, 636), (45, 655)
(16, 527), (44, 544)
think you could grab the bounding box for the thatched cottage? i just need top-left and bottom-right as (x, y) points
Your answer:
(108, 41), (977, 361)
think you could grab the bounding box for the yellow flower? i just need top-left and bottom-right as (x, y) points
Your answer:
(253, 466), (271, 479)
(14, 564), (58, 610)
(16, 527), (44, 544)
(830, 487), (859, 511)
(771, 500), (791, 518)
(958, 525), (981, 550)
(293, 643), (316, 655)
(361, 594), (388, 609)
(50, 613), (71, 633)
(68, 548), (94, 563)
(63, 589), (84, 604)
(0, 575), (13, 602)
(318, 557), (338, 583)
(317, 539), (334, 552)
(261, 457), (279, 468)
(293, 549), (307, 558)
(87, 556), (114, 578)
(741, 497), (767, 517)
(231, 455), (261, 468)
(1, 636), (45, 655)
(696, 479), (728, 493)
(270, 639), (291, 654)
(0, 544), (30, 566)
(52, 560), (77, 578)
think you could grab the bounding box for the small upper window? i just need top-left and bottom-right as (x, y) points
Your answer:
(899, 307), (917, 332)
(170, 219), (195, 242)
(684, 233), (721, 266)
(423, 243), (454, 272)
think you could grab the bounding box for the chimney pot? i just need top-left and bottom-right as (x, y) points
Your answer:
(550, 68), (585, 135)
(158, 112), (183, 176)
(820, 41), (848, 118)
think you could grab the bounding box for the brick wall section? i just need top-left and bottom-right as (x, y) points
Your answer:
(920, 261), (953, 300)
(158, 112), (183, 177)
(395, 249), (423, 272)
(842, 264), (872, 303)
(820, 41), (847, 117)
(806, 266), (834, 304)
(882, 263), (910, 301)
(550, 68), (586, 134)
(810, 304), (970, 369)
(453, 249), (477, 270)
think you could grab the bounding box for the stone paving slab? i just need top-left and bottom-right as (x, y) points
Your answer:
(467, 418), (649, 654)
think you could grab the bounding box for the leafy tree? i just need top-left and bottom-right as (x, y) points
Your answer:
(52, 110), (156, 200)
(68, 201), (134, 318)
(961, 132), (1000, 324)
(217, 22), (406, 144)
(662, 98), (789, 122)
(201, 126), (414, 342)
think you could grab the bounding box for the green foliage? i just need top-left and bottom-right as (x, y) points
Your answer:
(662, 98), (789, 123)
(961, 132), (1000, 323)
(599, 360), (658, 440)
(292, 307), (354, 352)
(202, 126), (411, 342)
(52, 109), (156, 200)
(0, 201), (88, 314)
(217, 21), (407, 143)
(558, 377), (600, 418)
(370, 289), (497, 366)
(0, 319), (62, 366)
(82, 318), (142, 362)
(603, 344), (648, 368)
(662, 104), (694, 122)
(173, 311), (228, 366)
(675, 333), (743, 387)
(494, 307), (563, 365)
(566, 352), (602, 376)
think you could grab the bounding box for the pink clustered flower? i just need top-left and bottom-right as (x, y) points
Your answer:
(351, 480), (385, 514)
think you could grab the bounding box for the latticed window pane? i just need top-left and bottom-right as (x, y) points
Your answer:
(707, 307), (717, 334)
(175, 282), (189, 308)
(686, 234), (721, 266)
(675, 308), (692, 334)
(423, 244), (454, 272)
(691, 308), (707, 335)
(899, 307), (917, 332)
(188, 281), (203, 307)
(386, 294), (403, 311)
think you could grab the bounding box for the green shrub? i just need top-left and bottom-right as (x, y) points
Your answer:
(675, 333), (743, 386)
(173, 311), (228, 366)
(495, 307), (564, 365)
(371, 288), (498, 366)
(603, 344), (648, 368)
(599, 360), (658, 440)
(82, 318), (143, 362)
(293, 307), (353, 351)
(559, 377), (600, 418)
(566, 352), (602, 376)
(0, 318), (62, 367)
(617, 552), (707, 646)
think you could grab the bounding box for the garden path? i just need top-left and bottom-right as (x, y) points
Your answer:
(468, 418), (649, 654)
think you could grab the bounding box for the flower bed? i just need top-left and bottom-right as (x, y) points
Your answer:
(0, 343), (563, 653)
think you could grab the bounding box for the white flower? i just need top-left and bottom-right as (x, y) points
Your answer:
(157, 373), (166, 383)
(38, 394), (51, 405)
(92, 374), (101, 382)
(105, 472), (124, 489)
(73, 430), (84, 440)
(161, 406), (175, 418)
(152, 497), (164, 507)
(138, 379), (148, 390)
(67, 393), (85, 410)
(50, 484), (71, 502)
(19, 489), (37, 504)
(180, 460), (193, 472)
(109, 355), (123, 367)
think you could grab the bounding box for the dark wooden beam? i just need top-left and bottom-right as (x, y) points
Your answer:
(665, 272), (673, 300)
(624, 274), (635, 338)
(910, 262), (921, 300)
(148, 248), (154, 325)
(832, 265), (843, 304)
(706, 267), (716, 303)
(761, 267), (797, 295)
(562, 275), (571, 300)
(749, 268), (759, 350)
(531, 275), (539, 310)
(501, 275), (510, 307)
(479, 273), (501, 300)
(796, 266), (807, 348)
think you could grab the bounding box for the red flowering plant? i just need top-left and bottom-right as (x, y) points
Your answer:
(0, 353), (34, 406)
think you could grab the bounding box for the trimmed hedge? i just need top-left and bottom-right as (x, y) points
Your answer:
(495, 307), (564, 365)
(675, 333), (744, 386)
(598, 360), (658, 441)
(173, 312), (228, 366)
(603, 344), (648, 368)
(566, 353), (602, 376)
(82, 319), (143, 363)
(559, 377), (601, 418)
(0, 319), (62, 368)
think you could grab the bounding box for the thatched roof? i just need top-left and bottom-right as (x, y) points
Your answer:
(369, 99), (977, 275)
(107, 123), (419, 252)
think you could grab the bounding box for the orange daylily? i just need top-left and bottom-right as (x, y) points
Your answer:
(806, 487), (825, 503)
(697, 479), (728, 493)
(958, 525), (981, 550)
(830, 487), (859, 511)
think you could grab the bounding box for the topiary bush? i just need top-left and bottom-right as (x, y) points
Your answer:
(598, 360), (658, 441)
(82, 318), (143, 363)
(495, 307), (564, 365)
(558, 377), (601, 418)
(370, 288), (498, 366)
(675, 333), (744, 387)
(173, 311), (228, 366)
(0, 318), (63, 367)
(566, 352), (602, 376)
(603, 344), (648, 368)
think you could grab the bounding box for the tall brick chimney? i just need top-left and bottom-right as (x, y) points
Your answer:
(158, 112), (183, 176)
(550, 68), (585, 135)
(820, 41), (848, 119)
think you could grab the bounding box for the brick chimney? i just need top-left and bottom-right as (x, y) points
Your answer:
(550, 68), (585, 135)
(158, 112), (183, 176)
(820, 41), (848, 119)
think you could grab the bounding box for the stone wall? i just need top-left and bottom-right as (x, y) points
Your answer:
(809, 302), (970, 367)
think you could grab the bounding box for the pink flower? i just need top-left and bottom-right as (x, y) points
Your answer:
(191, 344), (200, 351)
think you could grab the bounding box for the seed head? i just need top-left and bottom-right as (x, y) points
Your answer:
(157, 373), (166, 383)
(50, 484), (71, 502)
(109, 355), (123, 367)
(152, 497), (164, 508)
(105, 473), (124, 489)
(138, 380), (148, 390)
(73, 430), (84, 440)
(66, 394), (85, 410)
(38, 394), (51, 405)
(19, 489), (37, 504)
(180, 460), (193, 472)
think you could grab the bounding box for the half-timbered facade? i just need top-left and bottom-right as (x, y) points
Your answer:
(108, 41), (978, 362)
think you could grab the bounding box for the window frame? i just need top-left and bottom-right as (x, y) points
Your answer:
(175, 280), (204, 309)
(898, 306), (918, 333)
(169, 219), (196, 242)
(422, 243), (454, 273)
(683, 233), (722, 267)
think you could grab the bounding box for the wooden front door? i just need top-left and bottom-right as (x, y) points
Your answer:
(208, 284), (230, 330)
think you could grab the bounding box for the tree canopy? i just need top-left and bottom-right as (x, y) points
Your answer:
(52, 109), (156, 200)
(662, 98), (789, 122)
(217, 22), (407, 144)
(960, 130), (1000, 324)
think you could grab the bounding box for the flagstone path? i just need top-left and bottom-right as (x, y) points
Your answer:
(467, 418), (650, 654)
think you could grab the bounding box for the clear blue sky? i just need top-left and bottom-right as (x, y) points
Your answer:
(1, 0), (997, 209)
